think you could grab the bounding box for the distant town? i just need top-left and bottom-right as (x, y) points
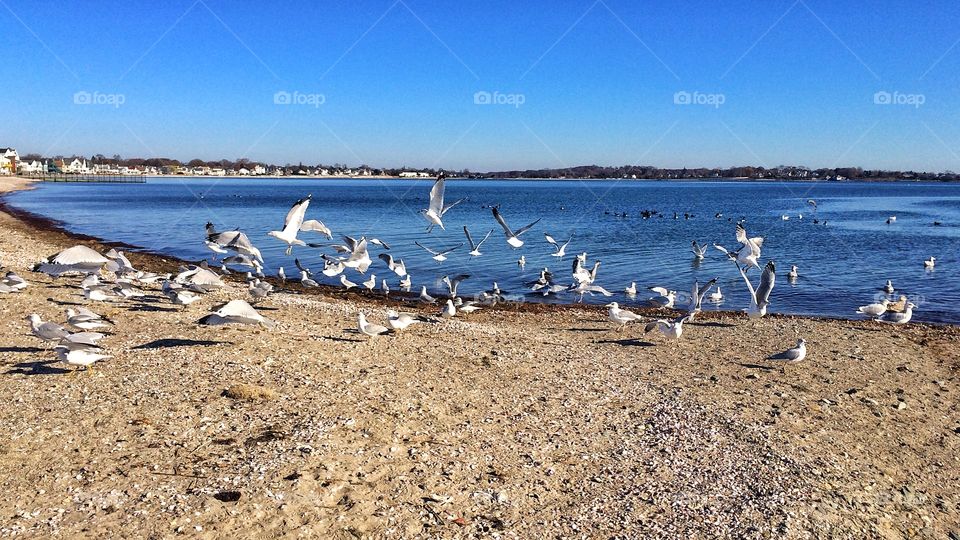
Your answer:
(1, 147), (958, 181)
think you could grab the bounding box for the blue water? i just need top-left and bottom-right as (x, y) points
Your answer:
(6, 178), (960, 323)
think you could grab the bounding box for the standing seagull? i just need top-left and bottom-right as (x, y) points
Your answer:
(357, 312), (389, 338)
(738, 260), (776, 318)
(268, 195), (311, 255)
(421, 173), (464, 232)
(492, 206), (541, 248)
(767, 338), (807, 366)
(463, 226), (493, 257)
(606, 302), (643, 331)
(880, 302), (915, 324)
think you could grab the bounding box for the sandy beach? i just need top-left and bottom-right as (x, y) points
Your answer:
(0, 176), (958, 538)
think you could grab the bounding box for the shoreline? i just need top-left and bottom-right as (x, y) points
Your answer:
(0, 175), (958, 537)
(2, 175), (956, 326)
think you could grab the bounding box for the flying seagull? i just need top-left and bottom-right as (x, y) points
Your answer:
(492, 206), (541, 248)
(691, 240), (708, 260)
(268, 195), (311, 255)
(464, 226), (493, 257)
(415, 241), (462, 262)
(738, 260), (776, 318)
(421, 173), (464, 232)
(644, 315), (692, 345)
(34, 245), (109, 276)
(714, 224), (763, 270)
(544, 233), (573, 258)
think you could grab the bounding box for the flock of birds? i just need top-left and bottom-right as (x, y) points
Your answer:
(5, 173), (936, 372)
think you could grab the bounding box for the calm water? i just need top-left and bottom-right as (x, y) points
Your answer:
(6, 178), (960, 323)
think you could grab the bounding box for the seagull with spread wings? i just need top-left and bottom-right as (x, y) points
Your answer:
(492, 206), (541, 248)
(267, 195), (311, 255)
(738, 260), (776, 318)
(464, 226), (493, 257)
(421, 173), (464, 232)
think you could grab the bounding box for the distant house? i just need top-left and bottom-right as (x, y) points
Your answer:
(0, 148), (19, 174)
(237, 167), (251, 176)
(19, 160), (44, 174)
(398, 171), (431, 178)
(252, 164), (266, 175)
(64, 158), (90, 174)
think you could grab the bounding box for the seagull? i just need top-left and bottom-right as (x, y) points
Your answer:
(709, 286), (723, 302)
(441, 274), (470, 299)
(714, 224), (763, 270)
(880, 302), (915, 324)
(386, 310), (420, 332)
(340, 275), (357, 289)
(441, 299), (457, 318)
(544, 233), (573, 258)
(399, 274), (412, 292)
(421, 173), (464, 232)
(787, 265), (798, 280)
(517, 255), (526, 270)
(368, 238), (391, 250)
(492, 206), (541, 248)
(321, 256), (345, 277)
(767, 338), (807, 365)
(648, 287), (676, 309)
(380, 278), (390, 296)
(278, 267), (286, 283)
(342, 237), (372, 273)
(606, 302), (643, 331)
(300, 270), (319, 287)
(807, 199), (817, 210)
(691, 241), (707, 260)
(162, 281), (202, 306)
(206, 223), (263, 263)
(249, 279), (274, 301)
(198, 299), (276, 328)
(300, 218), (333, 240)
(644, 315), (691, 345)
(357, 312), (389, 338)
(684, 278), (719, 320)
(883, 280), (895, 294)
(857, 299), (889, 318)
(419, 286), (436, 304)
(464, 226), (493, 257)
(886, 295), (909, 313)
(625, 282), (637, 296)
(1, 271), (28, 292)
(267, 195), (311, 255)
(34, 245), (109, 276)
(459, 302), (482, 314)
(362, 274), (376, 292)
(65, 308), (112, 331)
(56, 346), (110, 371)
(738, 260), (776, 318)
(924, 256), (936, 269)
(378, 253), (407, 277)
(415, 241), (462, 262)
(26, 314), (71, 342)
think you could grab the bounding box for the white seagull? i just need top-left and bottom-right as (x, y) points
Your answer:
(464, 226), (493, 257)
(738, 260), (776, 318)
(767, 338), (807, 365)
(34, 245), (109, 276)
(387, 310), (420, 332)
(198, 299), (276, 328)
(358, 312), (389, 338)
(714, 224), (764, 270)
(415, 241), (462, 263)
(644, 315), (691, 345)
(421, 173), (464, 232)
(267, 195), (311, 255)
(545, 233), (573, 258)
(492, 206), (541, 248)
(691, 240), (708, 260)
(880, 302), (915, 324)
(857, 299), (889, 319)
(606, 302), (643, 331)
(924, 256), (936, 269)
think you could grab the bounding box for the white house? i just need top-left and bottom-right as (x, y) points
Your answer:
(64, 158), (90, 174)
(19, 160), (44, 174)
(237, 167), (251, 176)
(0, 148), (19, 174)
(252, 164), (266, 175)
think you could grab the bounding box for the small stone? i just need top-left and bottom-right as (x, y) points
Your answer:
(896, 401), (907, 410)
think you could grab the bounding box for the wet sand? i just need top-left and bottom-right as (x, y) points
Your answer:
(0, 175), (958, 538)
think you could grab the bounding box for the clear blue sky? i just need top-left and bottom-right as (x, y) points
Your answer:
(3, 0), (960, 171)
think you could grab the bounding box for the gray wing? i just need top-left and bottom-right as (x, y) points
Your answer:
(463, 226), (477, 250)
(514, 217), (542, 236)
(756, 261), (776, 308)
(491, 207), (514, 236)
